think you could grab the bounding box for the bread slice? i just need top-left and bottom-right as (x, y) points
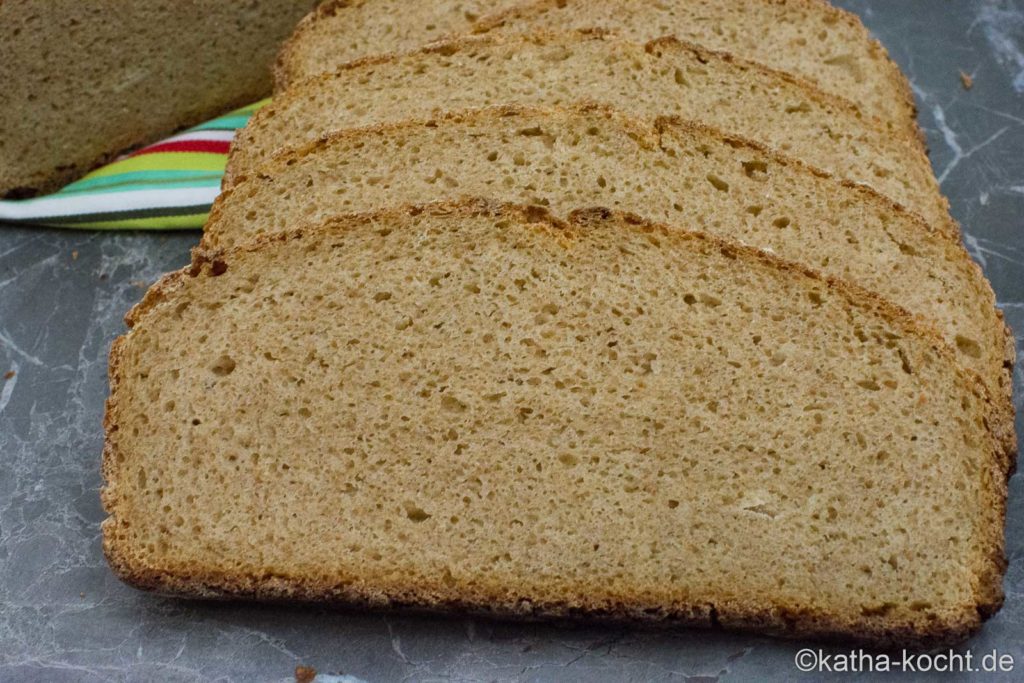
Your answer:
(207, 105), (1015, 460)
(232, 31), (947, 233)
(0, 0), (316, 198)
(237, 31), (942, 232)
(274, 0), (523, 89)
(276, 0), (917, 135)
(104, 199), (1006, 647)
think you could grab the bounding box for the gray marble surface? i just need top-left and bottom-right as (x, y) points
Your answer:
(1, 1), (1023, 681)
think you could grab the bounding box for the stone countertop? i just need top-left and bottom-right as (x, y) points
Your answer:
(1, 1), (1022, 681)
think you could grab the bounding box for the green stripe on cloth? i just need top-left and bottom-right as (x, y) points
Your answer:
(58, 171), (224, 195)
(0, 100), (267, 230)
(191, 116), (253, 131)
(85, 152), (227, 178)
(33, 204), (213, 229)
(190, 100), (266, 131)
(57, 213), (212, 230)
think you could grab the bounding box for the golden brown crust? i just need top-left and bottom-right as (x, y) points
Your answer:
(215, 101), (1012, 447)
(273, 0), (921, 141)
(265, 3), (950, 232)
(101, 529), (991, 650)
(273, 0), (366, 91)
(220, 102), (945, 237)
(211, 102), (1016, 462)
(270, 0), (921, 137)
(245, 28), (958, 237)
(470, 0), (919, 129)
(230, 28), (898, 189)
(788, 0), (923, 149)
(105, 198), (1008, 648)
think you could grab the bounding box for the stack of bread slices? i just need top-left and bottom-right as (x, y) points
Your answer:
(103, 0), (1015, 648)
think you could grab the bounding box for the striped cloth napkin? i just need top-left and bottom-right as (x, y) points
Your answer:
(0, 101), (265, 230)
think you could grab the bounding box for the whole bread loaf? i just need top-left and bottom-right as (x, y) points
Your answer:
(104, 200), (1006, 648)
(208, 105), (1015, 459)
(231, 31), (948, 232)
(276, 0), (917, 137)
(0, 0), (316, 198)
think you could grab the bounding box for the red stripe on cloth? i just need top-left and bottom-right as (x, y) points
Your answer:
(131, 140), (232, 156)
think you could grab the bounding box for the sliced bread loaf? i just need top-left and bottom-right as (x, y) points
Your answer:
(207, 105), (1015, 459)
(231, 31), (947, 233)
(0, 0), (316, 198)
(274, 0), (520, 89)
(276, 0), (917, 136)
(104, 200), (1006, 647)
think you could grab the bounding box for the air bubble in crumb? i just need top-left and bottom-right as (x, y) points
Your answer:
(211, 355), (236, 376)
(441, 395), (467, 412)
(403, 502), (431, 522)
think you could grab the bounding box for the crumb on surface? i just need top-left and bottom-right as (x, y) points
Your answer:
(3, 371), (14, 380)
(294, 665), (316, 683)
(960, 70), (973, 90)
(71, 250), (79, 260)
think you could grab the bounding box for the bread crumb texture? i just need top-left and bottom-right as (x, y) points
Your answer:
(237, 30), (946, 231)
(278, 0), (917, 135)
(104, 201), (1006, 648)
(208, 105), (1014, 462)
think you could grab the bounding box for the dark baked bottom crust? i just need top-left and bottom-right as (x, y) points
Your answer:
(101, 525), (995, 652)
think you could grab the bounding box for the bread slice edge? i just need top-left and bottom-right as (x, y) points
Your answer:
(105, 198), (1008, 648)
(236, 28), (899, 187)
(209, 103), (1016, 463)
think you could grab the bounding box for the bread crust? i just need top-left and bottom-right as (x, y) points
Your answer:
(210, 103), (1016, 463)
(274, 0), (368, 91)
(472, 0), (921, 139)
(106, 198), (1007, 649)
(274, 0), (922, 144)
(222, 104), (944, 236)
(231, 29), (913, 190)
